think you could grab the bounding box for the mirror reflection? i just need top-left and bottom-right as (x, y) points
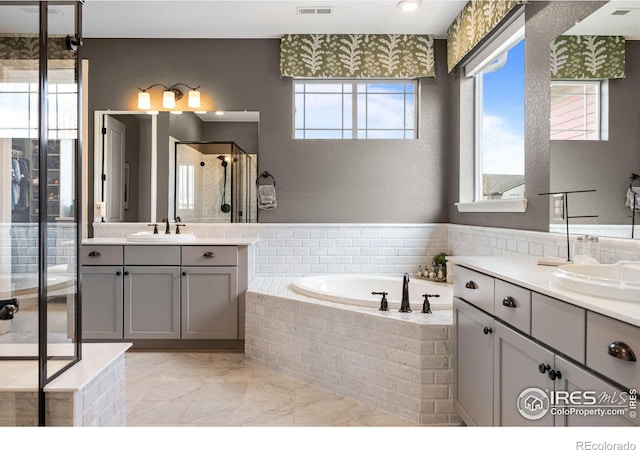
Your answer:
(549, 1), (640, 239)
(175, 141), (257, 223)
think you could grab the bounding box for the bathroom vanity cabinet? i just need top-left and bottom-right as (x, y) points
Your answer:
(452, 261), (639, 427)
(81, 241), (253, 342)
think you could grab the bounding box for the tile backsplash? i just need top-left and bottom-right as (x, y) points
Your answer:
(92, 222), (640, 276)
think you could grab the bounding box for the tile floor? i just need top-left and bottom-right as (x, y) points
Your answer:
(125, 351), (418, 427)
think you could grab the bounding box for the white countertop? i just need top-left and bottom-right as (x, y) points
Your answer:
(448, 256), (640, 327)
(0, 342), (131, 392)
(83, 237), (259, 246)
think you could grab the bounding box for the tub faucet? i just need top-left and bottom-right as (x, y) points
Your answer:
(399, 273), (412, 313)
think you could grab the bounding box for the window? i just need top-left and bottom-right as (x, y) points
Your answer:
(550, 80), (607, 140)
(293, 80), (417, 139)
(177, 164), (195, 210)
(469, 29), (525, 202)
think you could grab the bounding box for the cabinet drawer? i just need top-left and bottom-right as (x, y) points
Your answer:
(531, 293), (585, 363)
(587, 311), (640, 390)
(82, 245), (123, 265)
(182, 246), (238, 266)
(453, 266), (495, 314)
(494, 279), (531, 334)
(124, 246), (181, 265)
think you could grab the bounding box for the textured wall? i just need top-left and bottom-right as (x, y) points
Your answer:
(83, 38), (451, 226)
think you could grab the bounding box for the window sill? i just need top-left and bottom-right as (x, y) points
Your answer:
(455, 198), (528, 213)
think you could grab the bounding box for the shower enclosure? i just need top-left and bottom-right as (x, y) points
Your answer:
(0, 1), (83, 425)
(174, 141), (257, 223)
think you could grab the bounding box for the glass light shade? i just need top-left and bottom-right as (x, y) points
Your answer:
(188, 90), (201, 108)
(138, 91), (151, 110)
(163, 90), (176, 108)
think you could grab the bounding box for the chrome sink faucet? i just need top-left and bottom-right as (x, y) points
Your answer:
(399, 273), (412, 313)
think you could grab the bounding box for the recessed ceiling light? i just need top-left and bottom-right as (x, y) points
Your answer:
(397, 0), (422, 13)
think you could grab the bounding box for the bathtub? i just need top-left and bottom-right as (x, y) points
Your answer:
(291, 274), (452, 311)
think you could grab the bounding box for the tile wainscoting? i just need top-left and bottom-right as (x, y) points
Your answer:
(93, 223), (640, 273)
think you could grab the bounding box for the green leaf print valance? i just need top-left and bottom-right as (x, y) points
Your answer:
(0, 36), (76, 60)
(280, 34), (435, 78)
(446, 0), (520, 73)
(550, 35), (625, 79)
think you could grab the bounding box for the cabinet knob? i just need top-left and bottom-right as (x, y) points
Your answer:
(116, 271), (122, 276)
(502, 296), (517, 308)
(548, 369), (562, 381)
(538, 363), (551, 374)
(465, 281), (478, 289)
(88, 251), (101, 257)
(123, 271), (129, 276)
(182, 272), (187, 276)
(203, 252), (215, 258)
(607, 341), (637, 362)
(483, 326), (492, 335)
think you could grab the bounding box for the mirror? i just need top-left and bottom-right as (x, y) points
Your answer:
(94, 110), (259, 223)
(549, 1), (640, 239)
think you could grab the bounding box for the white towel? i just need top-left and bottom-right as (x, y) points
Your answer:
(258, 185), (277, 210)
(626, 187), (640, 210)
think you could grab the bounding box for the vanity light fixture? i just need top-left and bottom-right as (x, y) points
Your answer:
(137, 83), (202, 111)
(397, 0), (421, 12)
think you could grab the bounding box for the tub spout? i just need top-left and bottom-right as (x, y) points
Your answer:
(399, 273), (412, 313)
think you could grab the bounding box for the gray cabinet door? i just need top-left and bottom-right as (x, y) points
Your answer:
(124, 266), (180, 339)
(554, 355), (639, 427)
(453, 297), (494, 426)
(493, 322), (554, 426)
(81, 266), (123, 339)
(181, 267), (238, 339)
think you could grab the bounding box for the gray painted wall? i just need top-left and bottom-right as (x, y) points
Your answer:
(550, 40), (640, 225)
(447, 1), (606, 232)
(201, 122), (259, 155)
(83, 38), (451, 226)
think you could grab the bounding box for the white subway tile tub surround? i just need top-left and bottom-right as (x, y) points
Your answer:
(245, 277), (460, 425)
(93, 223), (449, 277)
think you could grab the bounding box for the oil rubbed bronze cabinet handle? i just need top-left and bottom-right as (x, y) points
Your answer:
(483, 326), (492, 335)
(608, 341), (637, 362)
(88, 251), (101, 257)
(116, 271), (122, 276)
(502, 296), (517, 308)
(203, 252), (215, 258)
(465, 281), (478, 289)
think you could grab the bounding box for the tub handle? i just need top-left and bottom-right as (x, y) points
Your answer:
(371, 291), (389, 312)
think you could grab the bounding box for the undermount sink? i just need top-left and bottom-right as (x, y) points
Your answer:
(549, 261), (640, 302)
(126, 231), (197, 243)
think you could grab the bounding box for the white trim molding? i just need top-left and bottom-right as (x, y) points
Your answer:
(455, 198), (528, 213)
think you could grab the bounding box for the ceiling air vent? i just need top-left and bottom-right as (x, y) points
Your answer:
(611, 8), (640, 16)
(297, 6), (334, 15)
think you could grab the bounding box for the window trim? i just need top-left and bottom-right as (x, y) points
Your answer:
(292, 79), (418, 140)
(456, 11), (528, 213)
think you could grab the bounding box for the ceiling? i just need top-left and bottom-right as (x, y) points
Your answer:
(77, 0), (467, 39)
(564, 1), (640, 39)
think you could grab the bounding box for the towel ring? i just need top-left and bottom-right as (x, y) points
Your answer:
(256, 171), (276, 188)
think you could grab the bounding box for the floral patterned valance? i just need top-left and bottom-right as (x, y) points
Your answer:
(280, 34), (435, 78)
(550, 35), (625, 79)
(446, 0), (520, 73)
(0, 36), (76, 60)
